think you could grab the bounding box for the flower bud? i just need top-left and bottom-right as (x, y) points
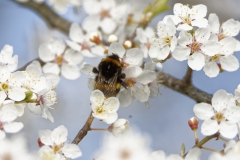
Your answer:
(188, 117), (198, 131)
(38, 138), (44, 147)
(123, 40), (132, 49)
(108, 119), (131, 136)
(108, 34), (118, 43)
(89, 32), (101, 44)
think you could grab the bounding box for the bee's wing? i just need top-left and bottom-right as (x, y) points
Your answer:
(94, 71), (119, 98)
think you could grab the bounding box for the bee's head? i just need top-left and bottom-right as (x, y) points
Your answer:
(108, 54), (120, 62)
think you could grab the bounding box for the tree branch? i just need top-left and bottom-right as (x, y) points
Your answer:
(72, 111), (95, 144)
(158, 71), (212, 103)
(182, 66), (193, 85)
(13, 1), (71, 35)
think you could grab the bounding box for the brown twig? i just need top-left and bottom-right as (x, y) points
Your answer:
(13, 0), (71, 35)
(72, 111), (95, 144)
(158, 71), (212, 103)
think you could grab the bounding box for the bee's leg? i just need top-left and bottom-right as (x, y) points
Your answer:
(92, 67), (99, 74)
(120, 73), (125, 79)
(121, 81), (128, 89)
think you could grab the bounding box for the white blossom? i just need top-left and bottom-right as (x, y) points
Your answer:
(149, 18), (177, 61)
(0, 137), (37, 160)
(172, 27), (221, 70)
(67, 23), (105, 57)
(0, 44), (18, 72)
(94, 132), (151, 160)
(166, 3), (208, 31)
(39, 36), (83, 80)
(136, 27), (155, 58)
(0, 65), (26, 101)
(193, 90), (240, 138)
(109, 119), (131, 136)
(90, 90), (119, 124)
(38, 125), (82, 159)
(0, 102), (24, 139)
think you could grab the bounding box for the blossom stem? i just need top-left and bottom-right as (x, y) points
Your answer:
(184, 133), (218, 157)
(201, 146), (221, 153)
(218, 136), (229, 143)
(72, 111), (95, 144)
(90, 128), (108, 131)
(193, 130), (199, 144)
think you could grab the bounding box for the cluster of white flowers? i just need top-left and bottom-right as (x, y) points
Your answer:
(149, 3), (240, 77)
(38, 125), (82, 160)
(0, 44), (59, 140)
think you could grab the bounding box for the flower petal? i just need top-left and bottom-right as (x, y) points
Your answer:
(219, 37), (236, 56)
(82, 16), (100, 33)
(190, 4), (207, 19)
(208, 13), (220, 34)
(219, 121), (238, 139)
(220, 55), (239, 72)
(125, 48), (144, 66)
(135, 70), (156, 85)
(201, 119), (219, 136)
(118, 89), (133, 107)
(108, 42), (125, 58)
(103, 112), (118, 124)
(193, 103), (214, 120)
(172, 46), (191, 61)
(61, 64), (80, 80)
(212, 90), (230, 111)
(43, 63), (60, 75)
(188, 52), (205, 70)
(177, 31), (192, 46)
(39, 129), (53, 146)
(51, 125), (68, 145)
(123, 66), (142, 78)
(201, 41), (221, 56)
(61, 144), (82, 159)
(222, 19), (240, 36)
(191, 18), (208, 28)
(100, 18), (117, 34)
(69, 23), (84, 43)
(203, 61), (220, 78)
(4, 122), (23, 133)
(90, 90), (105, 106)
(104, 97), (120, 113)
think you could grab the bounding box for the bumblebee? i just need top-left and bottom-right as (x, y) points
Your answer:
(93, 54), (126, 98)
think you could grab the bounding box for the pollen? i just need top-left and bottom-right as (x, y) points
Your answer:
(1, 83), (9, 91)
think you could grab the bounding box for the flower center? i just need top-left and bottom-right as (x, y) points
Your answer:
(55, 56), (64, 65)
(53, 145), (62, 154)
(0, 83), (8, 91)
(211, 54), (220, 62)
(124, 78), (136, 88)
(96, 106), (104, 114)
(218, 33), (225, 41)
(189, 42), (201, 54)
(214, 112), (225, 123)
(182, 16), (191, 25)
(1, 153), (12, 160)
(120, 149), (131, 159)
(164, 37), (172, 47)
(100, 10), (110, 19)
(81, 43), (90, 51)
